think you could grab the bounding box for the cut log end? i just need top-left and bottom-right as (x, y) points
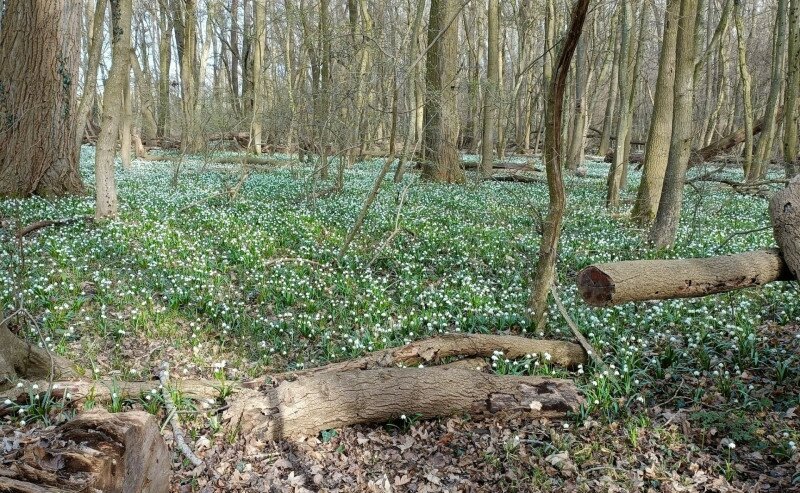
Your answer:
(576, 266), (615, 307)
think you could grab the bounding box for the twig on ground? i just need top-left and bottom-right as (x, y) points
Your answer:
(159, 364), (204, 468)
(550, 284), (609, 375)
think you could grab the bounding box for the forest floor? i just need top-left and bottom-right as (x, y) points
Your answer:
(0, 148), (798, 492)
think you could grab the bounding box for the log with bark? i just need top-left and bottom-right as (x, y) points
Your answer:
(770, 176), (800, 278)
(225, 367), (582, 440)
(2, 334), (585, 441)
(0, 410), (169, 493)
(0, 319), (73, 387)
(577, 248), (793, 307)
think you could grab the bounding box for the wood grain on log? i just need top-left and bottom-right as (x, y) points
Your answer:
(577, 248), (793, 306)
(770, 177), (800, 280)
(225, 367), (581, 440)
(0, 411), (169, 493)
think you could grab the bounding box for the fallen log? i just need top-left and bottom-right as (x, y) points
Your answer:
(577, 248), (793, 307)
(489, 174), (546, 184)
(225, 367), (581, 440)
(770, 176), (800, 279)
(603, 151), (644, 166)
(0, 410), (169, 493)
(691, 106), (784, 164)
(141, 154), (285, 167)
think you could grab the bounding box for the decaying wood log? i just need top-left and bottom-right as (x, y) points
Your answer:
(225, 367), (581, 440)
(603, 151), (644, 166)
(489, 174), (546, 184)
(770, 177), (800, 280)
(0, 410), (169, 493)
(140, 154), (285, 167)
(577, 248), (793, 307)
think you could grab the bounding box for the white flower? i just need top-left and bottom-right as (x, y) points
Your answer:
(728, 441), (736, 449)
(400, 414), (407, 420)
(3, 399), (11, 405)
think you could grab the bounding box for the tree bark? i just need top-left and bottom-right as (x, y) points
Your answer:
(784, 0), (800, 178)
(95, 0), (133, 221)
(732, 0), (754, 177)
(0, 0), (84, 197)
(605, 0), (632, 208)
(480, 0), (500, 177)
(648, 0), (699, 247)
(422, 0), (463, 183)
(770, 177), (800, 279)
(753, 0), (788, 179)
(577, 248), (793, 307)
(0, 410), (170, 493)
(692, 107), (784, 164)
(631, 0), (678, 224)
(75, 0), (108, 154)
(225, 367), (582, 440)
(157, 1), (172, 139)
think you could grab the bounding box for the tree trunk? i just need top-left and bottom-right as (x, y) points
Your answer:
(251, 0), (266, 154)
(753, 0), (788, 179)
(784, 0), (800, 177)
(598, 22), (619, 157)
(733, 0), (754, 177)
(528, 0), (591, 329)
(225, 367), (581, 440)
(605, 0), (631, 208)
(174, 0), (203, 153)
(0, 410), (170, 493)
(95, 0), (133, 221)
(480, 0), (500, 177)
(0, 0), (84, 198)
(648, 0), (699, 247)
(631, 0), (678, 224)
(120, 68), (133, 170)
(566, 30), (586, 172)
(577, 248), (793, 306)
(770, 177), (800, 279)
(75, 0), (108, 153)
(130, 47), (158, 142)
(157, 1), (172, 139)
(422, 0), (463, 183)
(692, 107), (784, 164)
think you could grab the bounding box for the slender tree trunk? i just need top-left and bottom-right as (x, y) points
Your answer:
(648, 0), (699, 247)
(733, 0), (753, 177)
(174, 0), (203, 153)
(632, 0), (678, 224)
(251, 0), (266, 154)
(0, 0), (84, 197)
(131, 48), (158, 142)
(422, 0), (463, 183)
(606, 0), (631, 208)
(598, 26), (619, 156)
(528, 0), (590, 329)
(753, 0), (788, 178)
(230, 0), (241, 117)
(480, 0), (500, 177)
(157, 1), (172, 139)
(566, 30), (586, 172)
(95, 0), (133, 220)
(120, 70), (132, 170)
(784, 0), (800, 177)
(75, 0), (108, 152)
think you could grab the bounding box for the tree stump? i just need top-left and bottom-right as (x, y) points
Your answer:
(770, 176), (800, 280)
(0, 320), (73, 388)
(0, 410), (170, 493)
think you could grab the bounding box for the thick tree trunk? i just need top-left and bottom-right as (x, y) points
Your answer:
(422, 0), (463, 183)
(770, 177), (800, 279)
(0, 0), (84, 198)
(0, 410), (169, 493)
(577, 248), (793, 307)
(95, 0), (133, 221)
(733, 0), (754, 177)
(251, 0), (266, 154)
(632, 0), (678, 224)
(157, 3), (172, 139)
(225, 367), (581, 440)
(606, 0), (632, 208)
